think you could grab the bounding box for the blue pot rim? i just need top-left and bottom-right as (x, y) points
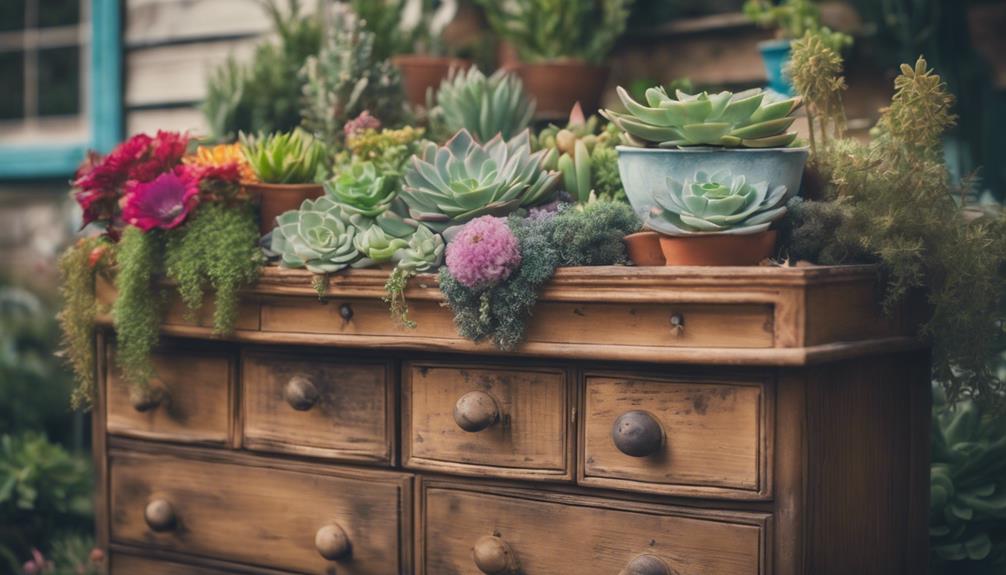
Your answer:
(758, 39), (792, 52)
(615, 145), (809, 155)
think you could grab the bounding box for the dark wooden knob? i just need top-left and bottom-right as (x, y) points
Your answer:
(144, 499), (175, 532)
(131, 386), (165, 412)
(472, 535), (519, 574)
(284, 375), (319, 411)
(620, 554), (674, 575)
(612, 410), (664, 457)
(453, 391), (500, 432)
(315, 523), (351, 560)
(339, 303), (354, 321)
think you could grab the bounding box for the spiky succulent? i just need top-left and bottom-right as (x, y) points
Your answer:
(602, 86), (803, 148)
(240, 128), (328, 184)
(394, 225), (445, 273)
(429, 67), (535, 142)
(646, 169), (788, 235)
(271, 196), (360, 272)
(401, 129), (560, 232)
(326, 161), (398, 217)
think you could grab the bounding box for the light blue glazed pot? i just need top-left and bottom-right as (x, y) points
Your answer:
(616, 146), (810, 223)
(759, 39), (793, 96)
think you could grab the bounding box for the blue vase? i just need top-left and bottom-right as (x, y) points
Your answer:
(759, 39), (793, 96)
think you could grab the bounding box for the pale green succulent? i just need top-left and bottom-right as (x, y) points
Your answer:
(646, 170), (788, 235)
(240, 128), (328, 184)
(602, 86), (803, 148)
(393, 226), (445, 273)
(271, 196), (360, 272)
(429, 67), (535, 142)
(353, 225), (409, 263)
(401, 129), (560, 232)
(326, 161), (398, 217)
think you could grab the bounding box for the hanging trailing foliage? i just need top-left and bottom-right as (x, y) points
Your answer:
(111, 227), (164, 394)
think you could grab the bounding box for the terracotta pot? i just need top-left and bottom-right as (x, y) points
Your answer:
(659, 230), (778, 267)
(242, 182), (325, 236)
(623, 231), (666, 266)
(392, 54), (471, 108)
(512, 60), (610, 120)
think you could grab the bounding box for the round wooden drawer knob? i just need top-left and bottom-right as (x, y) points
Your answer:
(612, 410), (664, 457)
(131, 386), (165, 412)
(472, 535), (519, 574)
(284, 375), (319, 411)
(144, 499), (176, 532)
(315, 523), (351, 560)
(620, 554), (674, 575)
(453, 391), (500, 432)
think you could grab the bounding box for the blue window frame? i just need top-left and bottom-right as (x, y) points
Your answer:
(0, 0), (121, 179)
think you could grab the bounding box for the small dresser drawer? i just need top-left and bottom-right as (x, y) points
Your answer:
(580, 373), (772, 499)
(419, 479), (769, 575)
(241, 351), (394, 463)
(404, 362), (573, 481)
(110, 553), (245, 575)
(106, 346), (233, 446)
(110, 451), (411, 575)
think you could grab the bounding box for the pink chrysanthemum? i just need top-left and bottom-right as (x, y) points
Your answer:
(445, 216), (522, 289)
(121, 166), (200, 232)
(344, 111), (382, 137)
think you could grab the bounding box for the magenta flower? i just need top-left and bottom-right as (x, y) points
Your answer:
(344, 111), (382, 137)
(445, 216), (521, 289)
(121, 167), (200, 232)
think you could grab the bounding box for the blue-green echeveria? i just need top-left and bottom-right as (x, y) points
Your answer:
(325, 161), (398, 217)
(646, 170), (788, 235)
(393, 225), (445, 273)
(271, 196), (360, 272)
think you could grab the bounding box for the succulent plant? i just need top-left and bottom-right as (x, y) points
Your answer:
(601, 86), (803, 148)
(539, 104), (625, 203)
(326, 161), (398, 217)
(557, 140), (592, 203)
(401, 129), (560, 232)
(646, 170), (788, 235)
(353, 224), (410, 263)
(271, 196), (360, 273)
(393, 225), (445, 273)
(429, 67), (535, 142)
(240, 128), (328, 184)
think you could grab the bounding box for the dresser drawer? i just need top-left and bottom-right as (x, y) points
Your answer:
(106, 346), (234, 446)
(109, 451), (412, 574)
(241, 352), (394, 463)
(419, 479), (769, 575)
(404, 363), (573, 481)
(580, 373), (772, 499)
(110, 553), (249, 575)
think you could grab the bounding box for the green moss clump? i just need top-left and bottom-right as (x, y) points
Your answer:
(112, 226), (164, 393)
(57, 238), (106, 410)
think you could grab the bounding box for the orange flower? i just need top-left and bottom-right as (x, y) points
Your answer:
(184, 143), (257, 183)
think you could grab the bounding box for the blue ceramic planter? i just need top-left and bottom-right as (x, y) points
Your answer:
(616, 146), (810, 223)
(759, 39), (793, 96)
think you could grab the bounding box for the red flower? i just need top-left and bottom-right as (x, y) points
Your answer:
(121, 166), (200, 232)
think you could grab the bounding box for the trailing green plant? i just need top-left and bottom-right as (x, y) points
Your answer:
(401, 129), (560, 232)
(326, 161), (399, 217)
(428, 67), (535, 142)
(743, 0), (852, 52)
(601, 86), (803, 148)
(111, 226), (164, 394)
(475, 0), (632, 63)
(300, 5), (406, 146)
(271, 196), (362, 273)
(164, 203), (264, 335)
(383, 225), (445, 328)
(240, 129), (328, 184)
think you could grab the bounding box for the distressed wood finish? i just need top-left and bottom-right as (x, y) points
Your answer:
(110, 553), (238, 575)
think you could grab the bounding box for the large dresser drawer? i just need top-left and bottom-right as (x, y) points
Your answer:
(419, 479), (770, 575)
(241, 351), (394, 463)
(404, 362), (573, 481)
(109, 451), (412, 574)
(579, 372), (773, 499)
(105, 346), (234, 446)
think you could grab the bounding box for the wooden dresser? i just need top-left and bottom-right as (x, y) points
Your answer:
(92, 266), (931, 575)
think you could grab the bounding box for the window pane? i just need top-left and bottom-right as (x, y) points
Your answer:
(37, 0), (79, 28)
(0, 0), (26, 32)
(0, 51), (24, 119)
(37, 46), (79, 116)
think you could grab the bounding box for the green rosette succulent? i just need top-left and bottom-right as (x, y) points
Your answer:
(429, 67), (535, 142)
(401, 129), (560, 232)
(647, 170), (788, 235)
(240, 128), (328, 183)
(353, 225), (409, 263)
(270, 196), (360, 273)
(326, 161), (398, 217)
(602, 86), (802, 148)
(393, 225), (445, 273)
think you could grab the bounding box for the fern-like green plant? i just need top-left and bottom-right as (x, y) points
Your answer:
(111, 227), (163, 393)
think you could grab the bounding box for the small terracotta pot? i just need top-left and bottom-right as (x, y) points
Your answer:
(242, 182), (325, 236)
(392, 54), (471, 108)
(659, 230), (778, 267)
(512, 60), (610, 120)
(623, 231), (666, 266)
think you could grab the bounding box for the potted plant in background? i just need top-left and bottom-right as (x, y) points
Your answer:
(475, 0), (633, 119)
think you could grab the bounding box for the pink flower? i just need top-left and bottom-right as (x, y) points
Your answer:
(121, 166), (200, 231)
(445, 216), (522, 289)
(344, 111), (382, 137)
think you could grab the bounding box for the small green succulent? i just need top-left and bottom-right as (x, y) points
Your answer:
(429, 67), (535, 142)
(538, 104), (624, 203)
(647, 170), (788, 235)
(394, 225), (445, 273)
(353, 224), (409, 263)
(240, 128), (328, 183)
(602, 86), (803, 148)
(271, 196), (360, 273)
(326, 161), (398, 217)
(401, 129), (560, 232)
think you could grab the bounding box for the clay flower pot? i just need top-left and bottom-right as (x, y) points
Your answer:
(392, 54), (471, 108)
(659, 230), (778, 267)
(623, 231), (665, 266)
(242, 182), (325, 236)
(512, 60), (610, 119)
